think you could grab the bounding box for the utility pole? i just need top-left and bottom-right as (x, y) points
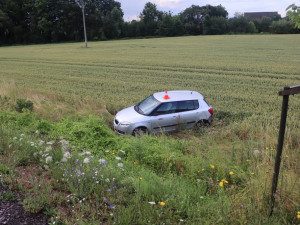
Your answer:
(75, 0), (88, 48)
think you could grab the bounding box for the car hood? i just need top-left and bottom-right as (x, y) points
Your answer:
(115, 106), (146, 123)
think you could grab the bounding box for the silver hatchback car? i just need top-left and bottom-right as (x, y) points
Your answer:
(114, 90), (213, 135)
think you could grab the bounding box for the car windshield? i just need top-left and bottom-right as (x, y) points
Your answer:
(136, 95), (160, 115)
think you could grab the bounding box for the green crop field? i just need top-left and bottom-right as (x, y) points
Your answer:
(1, 35), (300, 114)
(0, 35), (299, 224)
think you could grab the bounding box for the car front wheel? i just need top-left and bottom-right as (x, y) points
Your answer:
(132, 127), (148, 137)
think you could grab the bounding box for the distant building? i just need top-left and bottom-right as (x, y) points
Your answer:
(244, 12), (279, 20)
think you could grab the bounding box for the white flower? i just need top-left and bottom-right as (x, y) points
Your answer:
(13, 137), (17, 140)
(30, 142), (35, 147)
(63, 152), (71, 158)
(46, 156), (53, 164)
(8, 144), (12, 148)
(20, 134), (24, 137)
(116, 157), (121, 160)
(44, 165), (49, 170)
(200, 196), (204, 199)
(83, 158), (91, 164)
(45, 146), (52, 152)
(105, 150), (109, 153)
(120, 150), (125, 154)
(99, 159), (106, 164)
(148, 202), (156, 205)
(46, 141), (54, 145)
(61, 157), (67, 162)
(117, 163), (123, 168)
(35, 130), (39, 134)
(19, 138), (23, 141)
(39, 140), (45, 146)
(105, 178), (110, 183)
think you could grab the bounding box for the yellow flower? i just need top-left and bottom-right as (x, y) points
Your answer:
(284, 155), (288, 158)
(229, 171), (234, 175)
(158, 201), (166, 206)
(251, 172), (255, 175)
(297, 211), (300, 215)
(266, 147), (269, 150)
(297, 213), (300, 219)
(202, 168), (205, 171)
(210, 165), (215, 169)
(139, 177), (142, 180)
(246, 160), (250, 162)
(219, 181), (224, 187)
(221, 179), (228, 183)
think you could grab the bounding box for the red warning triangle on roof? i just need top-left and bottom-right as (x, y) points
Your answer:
(163, 90), (170, 100)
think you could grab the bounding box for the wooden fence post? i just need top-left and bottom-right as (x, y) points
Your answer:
(270, 85), (300, 216)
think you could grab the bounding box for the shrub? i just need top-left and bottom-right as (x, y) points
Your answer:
(15, 99), (34, 113)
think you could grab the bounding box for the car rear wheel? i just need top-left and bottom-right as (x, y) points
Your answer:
(194, 120), (210, 130)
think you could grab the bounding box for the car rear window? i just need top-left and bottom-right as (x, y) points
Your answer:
(176, 100), (199, 112)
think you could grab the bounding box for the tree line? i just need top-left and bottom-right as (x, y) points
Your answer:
(0, 0), (299, 45)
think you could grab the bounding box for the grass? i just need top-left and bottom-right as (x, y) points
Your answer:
(0, 35), (299, 224)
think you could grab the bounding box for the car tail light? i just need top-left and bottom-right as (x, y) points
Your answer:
(208, 108), (214, 116)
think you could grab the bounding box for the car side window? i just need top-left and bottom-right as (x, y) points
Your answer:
(176, 100), (199, 112)
(153, 102), (177, 115)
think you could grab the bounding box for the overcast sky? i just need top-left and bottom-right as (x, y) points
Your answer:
(118, 0), (299, 21)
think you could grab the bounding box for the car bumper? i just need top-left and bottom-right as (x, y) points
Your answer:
(114, 119), (133, 135)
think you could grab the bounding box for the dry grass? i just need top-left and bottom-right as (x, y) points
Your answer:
(0, 81), (112, 121)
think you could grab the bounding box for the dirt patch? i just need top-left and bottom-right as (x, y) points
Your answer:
(0, 181), (48, 225)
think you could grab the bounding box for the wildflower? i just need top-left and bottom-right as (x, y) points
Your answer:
(222, 179), (228, 183)
(105, 178), (110, 183)
(117, 163), (123, 168)
(99, 158), (106, 164)
(297, 212), (300, 219)
(202, 168), (205, 171)
(120, 149), (125, 154)
(251, 172), (255, 175)
(158, 201), (166, 206)
(13, 137), (17, 140)
(113, 185), (117, 189)
(284, 155), (288, 158)
(200, 196), (204, 199)
(83, 158), (91, 164)
(110, 205), (115, 209)
(229, 171), (234, 175)
(116, 157), (121, 160)
(210, 165), (215, 169)
(105, 150), (109, 153)
(46, 141), (53, 145)
(139, 177), (142, 180)
(39, 140), (45, 146)
(246, 160), (250, 162)
(219, 181), (224, 187)
(46, 156), (53, 164)
(64, 152), (71, 158)
(45, 146), (52, 152)
(75, 159), (79, 163)
(107, 189), (111, 192)
(20, 134), (24, 137)
(148, 202), (156, 205)
(8, 144), (12, 148)
(19, 138), (23, 141)
(104, 162), (108, 166)
(35, 130), (39, 134)
(197, 179), (201, 183)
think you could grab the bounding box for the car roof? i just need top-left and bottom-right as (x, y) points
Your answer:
(153, 90), (204, 102)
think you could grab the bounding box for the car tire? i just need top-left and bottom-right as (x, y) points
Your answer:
(194, 120), (209, 130)
(132, 127), (148, 137)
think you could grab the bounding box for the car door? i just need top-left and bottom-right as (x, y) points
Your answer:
(149, 102), (179, 133)
(176, 100), (199, 129)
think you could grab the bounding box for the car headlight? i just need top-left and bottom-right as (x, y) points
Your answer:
(120, 121), (131, 126)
